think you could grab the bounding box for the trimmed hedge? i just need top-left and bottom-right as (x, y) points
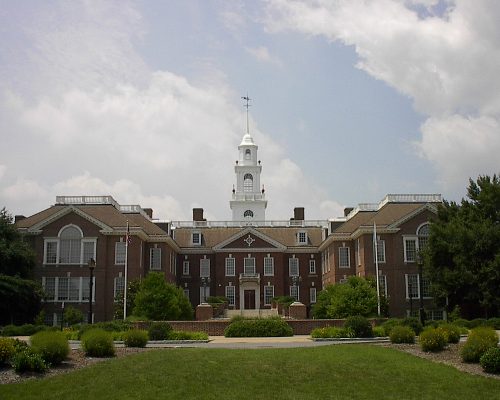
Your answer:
(123, 329), (148, 348)
(344, 316), (373, 338)
(1, 324), (47, 337)
(224, 318), (293, 337)
(168, 331), (209, 340)
(78, 321), (131, 339)
(30, 331), (70, 366)
(81, 329), (115, 357)
(419, 328), (447, 352)
(390, 326), (415, 344)
(311, 327), (355, 339)
(148, 322), (172, 340)
(461, 327), (498, 363)
(480, 347), (500, 374)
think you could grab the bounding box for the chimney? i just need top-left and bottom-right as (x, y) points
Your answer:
(143, 208), (153, 219)
(293, 207), (305, 221)
(193, 208), (205, 222)
(344, 207), (354, 217)
(14, 215), (26, 223)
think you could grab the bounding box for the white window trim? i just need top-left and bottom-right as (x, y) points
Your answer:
(403, 237), (418, 263)
(310, 287), (317, 303)
(150, 247), (162, 270)
(264, 285), (274, 306)
(200, 258), (210, 278)
(309, 259), (316, 274)
(115, 241), (126, 265)
(225, 285), (236, 306)
(405, 273), (432, 299)
(289, 257), (299, 277)
(339, 247), (350, 268)
(244, 257), (256, 275)
(374, 239), (386, 264)
(378, 275), (388, 297)
(192, 232), (202, 246)
(225, 257), (236, 276)
(43, 237), (96, 266)
(42, 276), (95, 303)
(290, 285), (299, 301)
(297, 231), (308, 245)
(263, 257), (274, 276)
(183, 261), (190, 275)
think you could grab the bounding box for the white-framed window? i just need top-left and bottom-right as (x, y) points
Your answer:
(404, 223), (430, 263)
(42, 276), (94, 302)
(310, 287), (317, 303)
(115, 241), (126, 265)
(427, 309), (444, 321)
(58, 277), (69, 301)
(404, 238), (417, 263)
(297, 231), (307, 245)
(225, 257), (235, 276)
(339, 247), (350, 268)
(225, 285), (235, 306)
(183, 261), (190, 275)
(378, 275), (387, 297)
(192, 232), (201, 246)
(309, 259), (316, 274)
(417, 224), (430, 252)
(289, 257), (299, 276)
(374, 239), (385, 263)
(405, 274), (431, 299)
(82, 277), (92, 301)
(244, 256), (256, 275)
(43, 277), (56, 301)
(114, 276), (124, 299)
(200, 258), (210, 277)
(290, 285), (299, 301)
(44, 241), (58, 264)
(356, 239), (360, 266)
(43, 226), (96, 265)
(150, 247), (161, 270)
(264, 257), (274, 276)
(264, 286), (274, 305)
(243, 173), (253, 192)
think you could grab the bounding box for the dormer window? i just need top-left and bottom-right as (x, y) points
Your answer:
(192, 232), (201, 246)
(297, 231), (307, 245)
(245, 149), (251, 160)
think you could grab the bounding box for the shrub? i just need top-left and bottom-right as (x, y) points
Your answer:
(372, 326), (386, 337)
(452, 318), (471, 329)
(437, 324), (461, 344)
(11, 338), (29, 352)
(63, 306), (84, 326)
(1, 324), (46, 337)
(480, 347), (500, 374)
(402, 317), (423, 335)
(344, 316), (373, 338)
(123, 329), (149, 348)
(0, 337), (15, 365)
(148, 322), (173, 340)
(419, 328), (447, 352)
(78, 321), (131, 339)
(390, 326), (415, 344)
(469, 318), (488, 328)
(11, 348), (48, 373)
(486, 318), (500, 330)
(461, 327), (499, 363)
(30, 331), (69, 365)
(311, 327), (355, 339)
(168, 331), (209, 340)
(224, 317), (293, 337)
(381, 318), (403, 336)
(81, 329), (115, 357)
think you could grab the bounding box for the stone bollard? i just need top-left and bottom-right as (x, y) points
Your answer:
(288, 302), (307, 319)
(196, 303), (213, 321)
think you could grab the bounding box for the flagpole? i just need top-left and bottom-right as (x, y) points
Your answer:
(374, 222), (381, 317)
(123, 221), (129, 320)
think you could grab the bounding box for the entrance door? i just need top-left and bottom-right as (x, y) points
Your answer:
(244, 290), (256, 309)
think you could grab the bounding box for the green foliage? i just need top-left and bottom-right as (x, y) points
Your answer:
(452, 318), (471, 328)
(486, 318), (500, 329)
(426, 175), (500, 317)
(0, 337), (15, 364)
(206, 296), (228, 304)
(437, 324), (461, 344)
(480, 347), (500, 374)
(401, 317), (423, 335)
(148, 322), (172, 340)
(224, 317), (293, 337)
(461, 327), (499, 363)
(78, 320), (131, 339)
(448, 305), (462, 322)
(167, 331), (209, 340)
(81, 329), (115, 357)
(311, 326), (355, 339)
(0, 275), (44, 325)
(312, 276), (388, 319)
(0, 208), (36, 279)
(272, 296), (296, 307)
(419, 328), (447, 352)
(1, 323), (46, 336)
(63, 306), (84, 326)
(469, 318), (488, 328)
(11, 348), (48, 373)
(30, 330), (69, 365)
(372, 326), (386, 337)
(344, 315), (373, 338)
(114, 279), (141, 320)
(133, 272), (193, 321)
(390, 326), (415, 344)
(381, 318), (403, 336)
(123, 329), (149, 347)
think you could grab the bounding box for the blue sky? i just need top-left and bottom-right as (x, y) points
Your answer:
(1, 1), (499, 221)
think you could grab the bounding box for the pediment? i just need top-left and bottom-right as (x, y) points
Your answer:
(213, 227), (286, 251)
(28, 206), (113, 233)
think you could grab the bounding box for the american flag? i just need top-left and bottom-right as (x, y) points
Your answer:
(125, 221), (132, 245)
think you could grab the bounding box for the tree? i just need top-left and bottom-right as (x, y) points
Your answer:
(133, 272), (193, 320)
(0, 208), (35, 278)
(425, 175), (500, 318)
(312, 276), (387, 319)
(0, 275), (44, 325)
(63, 306), (84, 326)
(113, 279), (141, 320)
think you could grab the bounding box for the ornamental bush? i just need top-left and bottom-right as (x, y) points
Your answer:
(78, 321), (131, 339)
(148, 322), (173, 340)
(452, 319), (471, 329)
(461, 327), (498, 363)
(167, 331), (209, 340)
(344, 316), (373, 338)
(480, 347), (500, 374)
(419, 328), (447, 352)
(486, 318), (500, 330)
(401, 317), (423, 335)
(11, 348), (48, 373)
(123, 329), (148, 348)
(1, 324), (46, 337)
(224, 317), (293, 337)
(372, 326), (386, 337)
(381, 318), (403, 336)
(0, 337), (15, 365)
(311, 327), (355, 339)
(437, 324), (461, 344)
(390, 326), (415, 344)
(30, 330), (70, 366)
(81, 329), (115, 357)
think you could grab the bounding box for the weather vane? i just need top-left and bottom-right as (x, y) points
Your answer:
(241, 94), (252, 134)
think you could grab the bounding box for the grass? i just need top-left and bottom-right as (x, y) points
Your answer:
(1, 345), (499, 399)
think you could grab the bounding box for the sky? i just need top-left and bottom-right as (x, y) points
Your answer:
(1, 0), (499, 222)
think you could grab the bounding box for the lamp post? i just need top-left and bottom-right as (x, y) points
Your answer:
(417, 254), (426, 325)
(88, 258), (96, 324)
(201, 277), (210, 303)
(60, 302), (65, 331)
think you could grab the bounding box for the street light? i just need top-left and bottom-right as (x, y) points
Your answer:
(201, 277), (210, 303)
(88, 258), (96, 324)
(417, 253), (426, 325)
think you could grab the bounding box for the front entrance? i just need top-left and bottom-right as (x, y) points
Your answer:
(244, 290), (256, 309)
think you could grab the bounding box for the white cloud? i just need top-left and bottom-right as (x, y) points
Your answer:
(245, 46), (283, 66)
(264, 0), (500, 195)
(0, 165), (5, 180)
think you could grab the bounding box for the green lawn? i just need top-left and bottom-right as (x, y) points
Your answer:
(1, 345), (499, 399)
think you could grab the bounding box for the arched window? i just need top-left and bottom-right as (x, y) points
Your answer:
(244, 210), (254, 218)
(417, 223), (430, 252)
(245, 149), (251, 160)
(243, 173), (253, 192)
(59, 226), (82, 264)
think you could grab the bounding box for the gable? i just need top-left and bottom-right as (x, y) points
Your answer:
(213, 228), (286, 251)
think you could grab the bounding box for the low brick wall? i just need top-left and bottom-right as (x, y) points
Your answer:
(133, 318), (385, 336)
